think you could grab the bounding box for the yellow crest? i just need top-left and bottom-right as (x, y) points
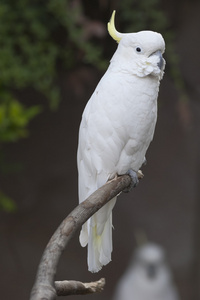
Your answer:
(107, 11), (122, 43)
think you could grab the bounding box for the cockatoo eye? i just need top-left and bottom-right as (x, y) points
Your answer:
(136, 47), (142, 53)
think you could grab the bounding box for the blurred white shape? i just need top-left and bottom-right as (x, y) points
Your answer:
(113, 243), (180, 300)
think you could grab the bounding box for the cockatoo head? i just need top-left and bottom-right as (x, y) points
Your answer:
(133, 243), (170, 282)
(108, 11), (165, 79)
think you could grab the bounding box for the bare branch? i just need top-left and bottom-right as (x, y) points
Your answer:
(55, 278), (106, 296)
(30, 173), (142, 300)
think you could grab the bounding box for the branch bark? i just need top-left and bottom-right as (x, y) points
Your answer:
(55, 278), (106, 296)
(30, 172), (142, 300)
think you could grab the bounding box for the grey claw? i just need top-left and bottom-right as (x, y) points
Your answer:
(123, 169), (139, 193)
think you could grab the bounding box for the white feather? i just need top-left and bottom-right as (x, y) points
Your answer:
(77, 30), (165, 272)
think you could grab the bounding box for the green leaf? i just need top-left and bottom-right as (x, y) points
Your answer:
(0, 191), (17, 213)
(0, 98), (42, 142)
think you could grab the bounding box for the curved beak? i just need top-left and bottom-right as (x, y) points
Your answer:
(150, 50), (164, 70)
(157, 51), (164, 70)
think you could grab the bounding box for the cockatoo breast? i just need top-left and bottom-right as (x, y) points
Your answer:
(79, 68), (159, 180)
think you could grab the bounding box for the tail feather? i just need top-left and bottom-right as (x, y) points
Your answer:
(99, 213), (113, 264)
(79, 223), (88, 247)
(79, 197), (116, 272)
(88, 225), (104, 272)
(88, 216), (112, 272)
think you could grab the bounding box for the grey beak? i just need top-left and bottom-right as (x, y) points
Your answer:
(157, 51), (164, 70)
(156, 50), (164, 70)
(150, 50), (164, 70)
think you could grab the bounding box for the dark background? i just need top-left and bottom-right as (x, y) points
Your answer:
(1, 0), (200, 299)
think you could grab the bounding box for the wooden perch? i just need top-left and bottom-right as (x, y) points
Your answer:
(30, 172), (143, 300)
(55, 278), (106, 296)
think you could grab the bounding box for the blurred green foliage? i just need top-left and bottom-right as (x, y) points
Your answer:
(0, 0), (186, 144)
(0, 96), (41, 142)
(0, 0), (106, 211)
(0, 0), (105, 118)
(0, 0), (187, 212)
(0, 190), (17, 212)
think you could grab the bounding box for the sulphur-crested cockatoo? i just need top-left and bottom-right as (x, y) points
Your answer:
(113, 243), (179, 300)
(77, 11), (165, 272)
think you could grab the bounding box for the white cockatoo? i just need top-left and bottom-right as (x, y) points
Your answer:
(113, 243), (179, 300)
(77, 11), (166, 272)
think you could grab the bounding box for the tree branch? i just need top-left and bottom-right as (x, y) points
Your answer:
(30, 172), (143, 300)
(55, 278), (106, 296)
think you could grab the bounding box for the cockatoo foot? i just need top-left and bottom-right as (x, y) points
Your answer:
(123, 169), (139, 193)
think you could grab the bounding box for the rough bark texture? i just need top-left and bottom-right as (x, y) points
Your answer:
(55, 278), (105, 296)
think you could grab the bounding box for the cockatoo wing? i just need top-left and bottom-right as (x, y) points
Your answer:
(78, 73), (119, 272)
